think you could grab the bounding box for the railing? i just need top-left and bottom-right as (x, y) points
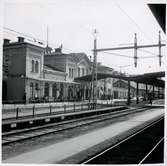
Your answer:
(2, 102), (97, 120)
(3, 98), (144, 120)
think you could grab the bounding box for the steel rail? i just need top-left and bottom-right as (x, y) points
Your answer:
(81, 116), (164, 164)
(138, 137), (164, 165)
(2, 107), (149, 145)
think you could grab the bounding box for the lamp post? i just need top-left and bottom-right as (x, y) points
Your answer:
(92, 29), (98, 109)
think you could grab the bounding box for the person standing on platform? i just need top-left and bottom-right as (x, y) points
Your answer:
(148, 92), (153, 105)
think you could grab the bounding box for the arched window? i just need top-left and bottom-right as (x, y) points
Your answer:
(31, 60), (34, 72)
(35, 61), (39, 73)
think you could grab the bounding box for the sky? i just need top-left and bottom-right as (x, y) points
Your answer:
(3, 0), (166, 75)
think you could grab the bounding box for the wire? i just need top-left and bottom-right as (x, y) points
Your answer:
(3, 27), (75, 52)
(114, 3), (153, 43)
(102, 51), (133, 58)
(4, 27), (44, 43)
(118, 43), (133, 46)
(138, 48), (157, 56)
(138, 48), (165, 58)
(119, 64), (134, 68)
(139, 56), (157, 59)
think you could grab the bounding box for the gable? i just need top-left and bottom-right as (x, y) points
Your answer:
(68, 53), (91, 65)
(77, 58), (90, 67)
(113, 79), (135, 89)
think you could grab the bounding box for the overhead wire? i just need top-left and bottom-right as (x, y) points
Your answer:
(138, 48), (165, 59)
(114, 3), (153, 43)
(138, 48), (157, 56)
(3, 27), (75, 52)
(4, 27), (44, 43)
(102, 51), (133, 58)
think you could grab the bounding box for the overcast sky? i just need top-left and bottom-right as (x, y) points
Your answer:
(3, 0), (166, 74)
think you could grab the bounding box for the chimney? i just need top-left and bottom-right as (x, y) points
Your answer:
(55, 48), (62, 53)
(18, 37), (24, 43)
(3, 39), (10, 45)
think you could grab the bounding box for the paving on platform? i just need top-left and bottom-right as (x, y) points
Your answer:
(3, 107), (164, 164)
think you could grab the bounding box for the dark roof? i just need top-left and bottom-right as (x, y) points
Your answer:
(44, 52), (91, 64)
(68, 53), (91, 64)
(74, 71), (165, 87)
(44, 64), (65, 72)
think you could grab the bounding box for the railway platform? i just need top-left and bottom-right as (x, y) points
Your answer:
(2, 99), (164, 120)
(3, 106), (164, 164)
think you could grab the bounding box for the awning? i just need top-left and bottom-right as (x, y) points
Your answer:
(74, 71), (165, 87)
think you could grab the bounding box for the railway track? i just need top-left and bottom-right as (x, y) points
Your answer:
(81, 117), (164, 164)
(2, 106), (151, 145)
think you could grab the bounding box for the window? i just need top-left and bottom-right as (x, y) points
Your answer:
(35, 61), (39, 73)
(82, 68), (85, 76)
(52, 83), (57, 98)
(31, 60), (39, 73)
(87, 69), (89, 75)
(71, 68), (74, 78)
(35, 83), (39, 90)
(69, 68), (73, 78)
(78, 68), (80, 77)
(69, 68), (71, 78)
(44, 83), (49, 97)
(31, 60), (34, 72)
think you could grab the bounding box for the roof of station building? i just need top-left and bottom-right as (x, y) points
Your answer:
(74, 71), (165, 87)
(44, 64), (65, 72)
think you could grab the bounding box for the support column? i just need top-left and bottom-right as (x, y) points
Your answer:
(127, 80), (131, 105)
(136, 82), (139, 104)
(146, 84), (148, 100)
(40, 82), (45, 98)
(63, 83), (67, 101)
(158, 87), (160, 99)
(49, 83), (53, 98)
(153, 85), (155, 99)
(83, 85), (86, 100)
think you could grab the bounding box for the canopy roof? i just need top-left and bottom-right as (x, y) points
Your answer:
(74, 71), (165, 87)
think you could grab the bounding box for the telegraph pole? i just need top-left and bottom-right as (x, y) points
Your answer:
(93, 31), (165, 68)
(134, 33), (137, 67)
(92, 29), (98, 109)
(158, 31), (162, 66)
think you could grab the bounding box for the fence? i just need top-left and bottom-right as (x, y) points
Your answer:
(2, 102), (97, 120)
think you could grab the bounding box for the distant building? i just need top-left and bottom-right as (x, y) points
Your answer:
(96, 63), (114, 99)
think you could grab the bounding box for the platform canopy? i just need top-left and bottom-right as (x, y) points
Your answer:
(74, 71), (165, 88)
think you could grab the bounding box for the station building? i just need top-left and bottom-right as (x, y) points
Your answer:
(44, 50), (92, 101)
(2, 37), (92, 103)
(3, 37), (68, 103)
(3, 37), (155, 104)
